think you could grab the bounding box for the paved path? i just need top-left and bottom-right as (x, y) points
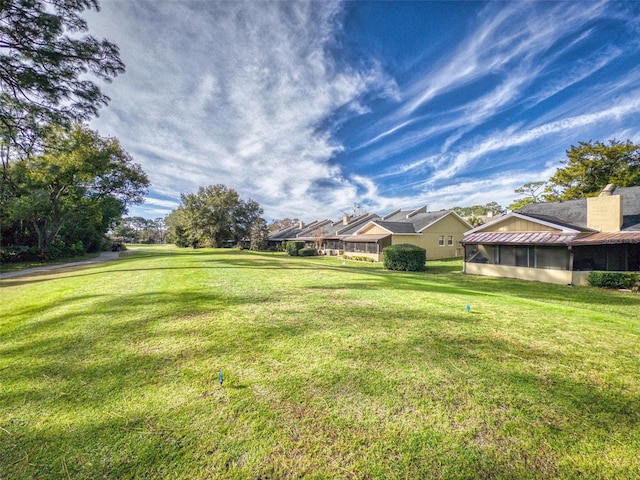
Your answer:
(0, 251), (121, 280)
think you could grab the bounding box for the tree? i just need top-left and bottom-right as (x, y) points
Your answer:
(467, 215), (484, 227)
(0, 0), (124, 153)
(167, 185), (263, 248)
(249, 218), (268, 251)
(310, 225), (328, 251)
(231, 198), (262, 244)
(548, 139), (640, 200)
(110, 216), (167, 244)
(508, 181), (549, 210)
(453, 202), (505, 218)
(268, 217), (300, 232)
(152, 217), (167, 243)
(164, 208), (190, 247)
(110, 217), (137, 243)
(3, 124), (148, 251)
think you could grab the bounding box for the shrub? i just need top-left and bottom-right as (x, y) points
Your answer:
(70, 241), (85, 256)
(284, 241), (305, 256)
(588, 271), (639, 289)
(298, 247), (317, 256)
(383, 243), (426, 271)
(344, 255), (374, 263)
(0, 240), (89, 264)
(0, 247), (40, 264)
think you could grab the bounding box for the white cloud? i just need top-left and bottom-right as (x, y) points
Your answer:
(83, 0), (639, 223)
(425, 92), (640, 183)
(87, 1), (397, 220)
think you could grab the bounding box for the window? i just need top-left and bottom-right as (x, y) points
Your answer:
(498, 245), (516, 266)
(447, 235), (454, 246)
(515, 246), (534, 267)
(535, 246), (569, 270)
(344, 242), (378, 254)
(468, 244), (569, 270)
(438, 236), (445, 246)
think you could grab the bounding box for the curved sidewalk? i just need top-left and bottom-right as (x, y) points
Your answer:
(0, 251), (121, 280)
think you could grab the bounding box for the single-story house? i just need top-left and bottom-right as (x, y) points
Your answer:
(267, 214), (380, 254)
(267, 221), (317, 249)
(461, 185), (640, 285)
(295, 213), (380, 256)
(342, 206), (472, 261)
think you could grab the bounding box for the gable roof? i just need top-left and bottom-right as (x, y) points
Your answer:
(295, 219), (334, 240)
(517, 197), (587, 228)
(466, 186), (640, 236)
(268, 224), (304, 241)
(370, 220), (417, 234)
(356, 208), (470, 235)
(463, 186), (640, 246)
(463, 210), (582, 235)
(335, 213), (380, 235)
(517, 186), (640, 231)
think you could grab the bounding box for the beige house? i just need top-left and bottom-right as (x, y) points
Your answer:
(342, 206), (472, 261)
(462, 185), (640, 285)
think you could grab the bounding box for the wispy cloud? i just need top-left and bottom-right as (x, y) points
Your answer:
(88, 1), (397, 219)
(361, 1), (609, 150)
(426, 92), (640, 182)
(84, 0), (640, 221)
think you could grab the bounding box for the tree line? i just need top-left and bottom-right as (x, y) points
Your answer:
(111, 217), (167, 245)
(1, 0), (149, 262)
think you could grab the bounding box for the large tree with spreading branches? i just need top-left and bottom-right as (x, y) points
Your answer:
(2, 124), (148, 251)
(510, 139), (640, 209)
(166, 185), (263, 248)
(0, 0), (124, 154)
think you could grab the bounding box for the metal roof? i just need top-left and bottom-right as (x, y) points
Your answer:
(463, 230), (640, 246)
(569, 232), (640, 245)
(462, 231), (580, 245)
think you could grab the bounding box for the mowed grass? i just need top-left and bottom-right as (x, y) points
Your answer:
(1, 245), (639, 479)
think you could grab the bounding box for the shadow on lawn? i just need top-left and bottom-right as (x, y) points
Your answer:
(0, 283), (329, 477)
(277, 319), (640, 477)
(2, 271), (639, 478)
(3, 248), (638, 309)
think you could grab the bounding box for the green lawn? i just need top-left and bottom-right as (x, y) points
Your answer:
(1, 245), (639, 479)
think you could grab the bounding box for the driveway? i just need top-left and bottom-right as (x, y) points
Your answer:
(0, 251), (121, 280)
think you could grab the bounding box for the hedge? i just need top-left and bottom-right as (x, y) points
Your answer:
(344, 255), (375, 263)
(298, 247), (317, 257)
(383, 243), (426, 271)
(0, 241), (85, 264)
(588, 271), (639, 289)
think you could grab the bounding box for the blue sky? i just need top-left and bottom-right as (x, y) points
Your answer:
(85, 1), (640, 222)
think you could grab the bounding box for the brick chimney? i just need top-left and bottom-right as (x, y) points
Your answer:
(587, 184), (622, 232)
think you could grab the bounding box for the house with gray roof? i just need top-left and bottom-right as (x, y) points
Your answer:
(267, 221), (312, 248)
(267, 214), (380, 255)
(342, 206), (472, 261)
(461, 185), (640, 285)
(296, 213), (380, 256)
